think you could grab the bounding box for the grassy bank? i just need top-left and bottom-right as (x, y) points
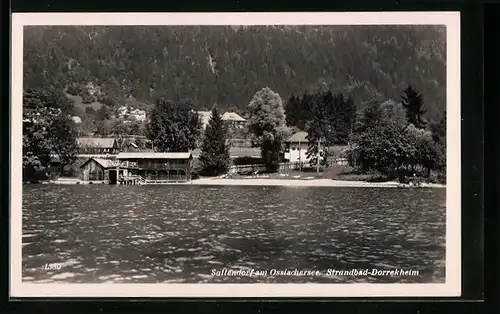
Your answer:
(221, 165), (445, 184)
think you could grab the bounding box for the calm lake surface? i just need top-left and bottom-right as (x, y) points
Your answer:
(22, 184), (446, 283)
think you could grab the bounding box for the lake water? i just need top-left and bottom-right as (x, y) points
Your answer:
(21, 184), (446, 283)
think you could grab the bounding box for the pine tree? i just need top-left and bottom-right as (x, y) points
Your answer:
(344, 95), (356, 140)
(401, 85), (427, 129)
(199, 105), (231, 176)
(305, 91), (335, 167)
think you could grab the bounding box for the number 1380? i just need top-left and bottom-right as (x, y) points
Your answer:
(43, 263), (62, 270)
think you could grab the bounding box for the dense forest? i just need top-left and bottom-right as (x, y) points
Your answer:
(23, 25), (446, 122)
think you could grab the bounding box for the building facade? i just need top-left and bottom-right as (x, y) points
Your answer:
(284, 132), (310, 163)
(197, 111), (212, 130)
(116, 152), (193, 183)
(80, 158), (112, 181)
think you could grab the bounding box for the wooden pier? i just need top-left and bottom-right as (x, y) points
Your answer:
(118, 175), (190, 185)
(118, 175), (145, 185)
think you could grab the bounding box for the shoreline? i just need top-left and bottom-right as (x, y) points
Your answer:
(39, 177), (446, 188)
(192, 178), (445, 188)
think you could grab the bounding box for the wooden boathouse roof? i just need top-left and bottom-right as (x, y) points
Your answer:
(116, 152), (193, 160)
(79, 157), (140, 169)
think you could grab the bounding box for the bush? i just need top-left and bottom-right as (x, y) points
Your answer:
(81, 90), (96, 104)
(233, 156), (265, 166)
(300, 167), (324, 173)
(66, 83), (83, 96)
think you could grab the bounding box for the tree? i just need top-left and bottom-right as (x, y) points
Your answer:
(338, 94), (356, 144)
(23, 106), (55, 182)
(94, 120), (113, 136)
(23, 88), (78, 182)
(199, 105), (231, 176)
(285, 94), (305, 130)
(401, 85), (427, 129)
(246, 87), (287, 172)
(66, 83), (82, 96)
(78, 117), (95, 136)
(351, 118), (412, 178)
(96, 104), (111, 121)
(146, 98), (201, 152)
(128, 120), (144, 136)
(81, 89), (96, 104)
(354, 98), (383, 133)
(84, 106), (97, 115)
(430, 111), (446, 146)
(49, 114), (78, 173)
(23, 26), (446, 123)
(414, 127), (445, 178)
(110, 118), (131, 137)
(305, 91), (335, 168)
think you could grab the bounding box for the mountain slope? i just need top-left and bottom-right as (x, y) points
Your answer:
(23, 25), (446, 121)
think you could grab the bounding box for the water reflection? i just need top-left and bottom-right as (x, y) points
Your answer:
(22, 185), (445, 283)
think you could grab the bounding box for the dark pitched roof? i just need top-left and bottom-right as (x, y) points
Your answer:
(77, 137), (116, 148)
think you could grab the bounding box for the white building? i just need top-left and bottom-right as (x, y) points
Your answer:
(129, 108), (146, 122)
(197, 111), (212, 129)
(284, 132), (310, 162)
(71, 116), (82, 124)
(117, 106), (146, 122)
(117, 106), (128, 117)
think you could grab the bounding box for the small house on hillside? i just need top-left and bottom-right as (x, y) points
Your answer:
(72, 116), (82, 124)
(77, 137), (119, 155)
(284, 132), (310, 163)
(117, 105), (147, 122)
(222, 112), (246, 129)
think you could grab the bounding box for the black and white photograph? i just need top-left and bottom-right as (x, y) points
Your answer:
(11, 12), (461, 298)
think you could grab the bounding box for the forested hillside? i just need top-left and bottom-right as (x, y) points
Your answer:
(23, 25), (446, 121)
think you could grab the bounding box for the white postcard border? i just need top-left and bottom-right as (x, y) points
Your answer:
(10, 11), (461, 298)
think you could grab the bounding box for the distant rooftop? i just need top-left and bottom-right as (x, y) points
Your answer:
(222, 112), (246, 122)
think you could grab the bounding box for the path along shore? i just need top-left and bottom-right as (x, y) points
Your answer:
(43, 177), (445, 188)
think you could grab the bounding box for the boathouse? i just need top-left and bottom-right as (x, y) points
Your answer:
(115, 152), (193, 183)
(79, 157), (139, 184)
